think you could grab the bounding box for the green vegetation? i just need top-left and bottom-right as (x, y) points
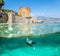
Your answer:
(0, 0), (18, 15)
(26, 17), (32, 19)
(0, 0), (4, 8)
(2, 8), (18, 15)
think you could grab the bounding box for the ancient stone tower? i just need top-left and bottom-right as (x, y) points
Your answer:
(19, 7), (31, 17)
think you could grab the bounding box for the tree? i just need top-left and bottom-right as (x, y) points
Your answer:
(0, 0), (4, 8)
(0, 0), (8, 23)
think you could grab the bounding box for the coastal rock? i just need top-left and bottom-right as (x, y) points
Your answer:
(0, 10), (8, 23)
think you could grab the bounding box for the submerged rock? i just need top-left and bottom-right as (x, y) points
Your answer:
(0, 10), (8, 23)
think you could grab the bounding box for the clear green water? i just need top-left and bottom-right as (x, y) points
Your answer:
(0, 23), (60, 37)
(0, 23), (60, 56)
(0, 32), (60, 56)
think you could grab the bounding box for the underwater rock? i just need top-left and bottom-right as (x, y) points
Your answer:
(0, 10), (8, 23)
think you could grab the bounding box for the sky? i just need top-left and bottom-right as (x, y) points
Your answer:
(3, 0), (60, 18)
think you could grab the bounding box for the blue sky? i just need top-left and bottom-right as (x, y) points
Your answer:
(3, 0), (60, 18)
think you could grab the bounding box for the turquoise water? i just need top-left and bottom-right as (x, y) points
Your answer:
(0, 23), (60, 56)
(0, 33), (60, 56)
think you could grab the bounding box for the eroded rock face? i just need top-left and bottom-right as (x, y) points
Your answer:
(0, 10), (8, 23)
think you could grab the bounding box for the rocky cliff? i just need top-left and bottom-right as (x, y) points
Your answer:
(0, 10), (8, 23)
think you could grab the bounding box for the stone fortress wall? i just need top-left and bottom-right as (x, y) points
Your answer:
(19, 7), (31, 17)
(7, 7), (44, 24)
(7, 12), (30, 24)
(7, 7), (31, 24)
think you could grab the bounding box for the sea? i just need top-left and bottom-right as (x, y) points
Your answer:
(0, 22), (60, 56)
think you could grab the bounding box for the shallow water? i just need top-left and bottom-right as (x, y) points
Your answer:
(0, 23), (60, 56)
(0, 22), (60, 37)
(0, 32), (60, 56)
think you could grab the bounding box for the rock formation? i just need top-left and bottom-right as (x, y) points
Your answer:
(0, 10), (8, 23)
